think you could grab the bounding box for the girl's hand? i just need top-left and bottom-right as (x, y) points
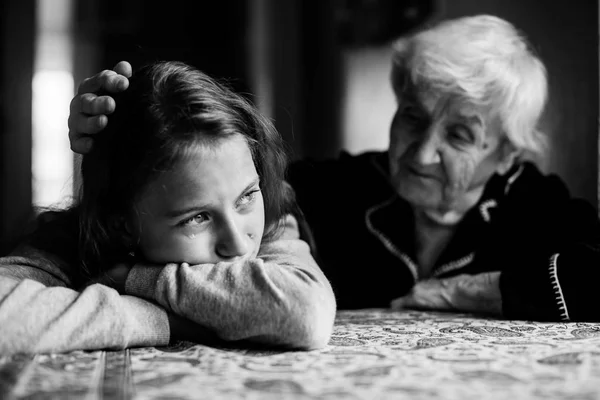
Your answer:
(93, 263), (133, 293)
(390, 272), (503, 316)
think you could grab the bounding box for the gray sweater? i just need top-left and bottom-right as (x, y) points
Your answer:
(0, 215), (336, 355)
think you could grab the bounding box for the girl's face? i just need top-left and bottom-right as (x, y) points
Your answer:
(129, 134), (265, 264)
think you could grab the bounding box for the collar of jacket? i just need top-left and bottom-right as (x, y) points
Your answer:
(365, 152), (525, 280)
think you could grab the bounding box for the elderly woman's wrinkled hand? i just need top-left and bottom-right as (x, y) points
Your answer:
(68, 61), (132, 154)
(390, 272), (503, 316)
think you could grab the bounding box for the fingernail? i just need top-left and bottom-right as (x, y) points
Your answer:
(97, 115), (107, 127)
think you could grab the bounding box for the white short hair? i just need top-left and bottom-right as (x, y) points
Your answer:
(391, 15), (548, 164)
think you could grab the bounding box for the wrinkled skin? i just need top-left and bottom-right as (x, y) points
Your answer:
(387, 88), (517, 313)
(388, 90), (515, 224)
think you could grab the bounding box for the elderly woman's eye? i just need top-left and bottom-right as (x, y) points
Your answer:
(448, 125), (473, 143)
(401, 106), (421, 123)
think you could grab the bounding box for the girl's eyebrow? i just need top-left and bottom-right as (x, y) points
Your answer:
(165, 176), (260, 219)
(238, 177), (261, 198)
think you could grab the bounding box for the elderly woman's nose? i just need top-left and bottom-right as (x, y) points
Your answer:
(414, 130), (441, 165)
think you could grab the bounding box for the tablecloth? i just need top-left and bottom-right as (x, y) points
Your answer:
(2, 309), (600, 399)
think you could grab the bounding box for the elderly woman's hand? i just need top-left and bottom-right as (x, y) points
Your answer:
(68, 61), (132, 154)
(390, 272), (503, 316)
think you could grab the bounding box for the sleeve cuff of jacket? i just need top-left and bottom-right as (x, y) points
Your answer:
(543, 245), (600, 322)
(502, 243), (600, 322)
(121, 295), (170, 347)
(500, 254), (564, 322)
(124, 264), (164, 300)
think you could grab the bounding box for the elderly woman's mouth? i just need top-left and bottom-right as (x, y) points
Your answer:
(406, 165), (440, 181)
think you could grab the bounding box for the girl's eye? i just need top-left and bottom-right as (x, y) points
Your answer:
(180, 212), (209, 227)
(238, 189), (260, 208)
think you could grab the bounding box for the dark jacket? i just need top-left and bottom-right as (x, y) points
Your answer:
(287, 151), (600, 321)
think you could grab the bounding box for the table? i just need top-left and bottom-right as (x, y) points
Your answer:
(2, 309), (600, 399)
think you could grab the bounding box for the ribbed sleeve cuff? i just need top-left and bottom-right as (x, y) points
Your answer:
(500, 256), (560, 321)
(546, 245), (600, 322)
(124, 264), (164, 300)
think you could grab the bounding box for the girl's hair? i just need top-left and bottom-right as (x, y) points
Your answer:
(77, 61), (290, 278)
(391, 15), (548, 166)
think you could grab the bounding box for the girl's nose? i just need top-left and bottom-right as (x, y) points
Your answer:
(215, 217), (251, 259)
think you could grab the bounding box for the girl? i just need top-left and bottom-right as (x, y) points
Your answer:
(0, 61), (335, 354)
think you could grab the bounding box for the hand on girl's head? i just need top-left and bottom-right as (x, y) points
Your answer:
(77, 61), (132, 96)
(68, 61), (133, 154)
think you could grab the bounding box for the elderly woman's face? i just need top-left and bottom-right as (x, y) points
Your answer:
(388, 90), (509, 215)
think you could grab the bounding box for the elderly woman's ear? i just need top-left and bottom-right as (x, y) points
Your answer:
(496, 140), (521, 175)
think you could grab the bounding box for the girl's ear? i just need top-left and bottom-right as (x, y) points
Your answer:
(496, 140), (521, 176)
(109, 216), (134, 247)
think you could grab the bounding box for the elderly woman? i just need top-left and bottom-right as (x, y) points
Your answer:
(69, 15), (600, 322)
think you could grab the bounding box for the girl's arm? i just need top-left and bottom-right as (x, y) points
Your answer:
(123, 214), (337, 350)
(0, 248), (171, 355)
(0, 213), (173, 355)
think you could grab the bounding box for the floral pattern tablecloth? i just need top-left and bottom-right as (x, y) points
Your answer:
(2, 309), (600, 399)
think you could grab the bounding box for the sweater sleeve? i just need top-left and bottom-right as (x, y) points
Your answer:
(124, 214), (336, 350)
(498, 166), (600, 322)
(0, 242), (170, 356)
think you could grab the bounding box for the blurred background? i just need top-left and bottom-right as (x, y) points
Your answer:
(0, 0), (598, 254)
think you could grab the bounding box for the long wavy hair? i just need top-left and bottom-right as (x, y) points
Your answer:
(74, 61), (290, 279)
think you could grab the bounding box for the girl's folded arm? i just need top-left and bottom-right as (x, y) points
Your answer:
(0, 246), (170, 355)
(125, 214), (337, 350)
